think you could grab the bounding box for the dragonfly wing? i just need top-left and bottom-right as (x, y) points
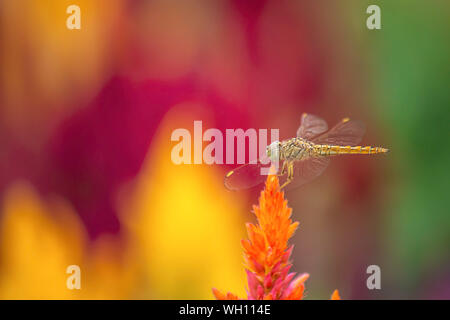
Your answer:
(224, 157), (277, 191)
(313, 119), (365, 146)
(296, 113), (329, 140)
(281, 157), (330, 191)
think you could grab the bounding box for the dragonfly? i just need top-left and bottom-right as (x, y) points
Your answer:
(224, 113), (389, 191)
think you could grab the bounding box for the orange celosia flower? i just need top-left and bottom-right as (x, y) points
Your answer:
(213, 174), (340, 300)
(331, 289), (341, 300)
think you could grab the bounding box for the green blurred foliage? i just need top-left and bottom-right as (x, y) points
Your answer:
(366, 0), (450, 292)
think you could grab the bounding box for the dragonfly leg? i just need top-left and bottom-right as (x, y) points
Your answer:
(280, 162), (294, 189)
(277, 161), (287, 176)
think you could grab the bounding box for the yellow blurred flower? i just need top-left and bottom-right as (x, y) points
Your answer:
(121, 106), (247, 299)
(0, 181), (85, 299)
(81, 235), (138, 299)
(0, 181), (137, 299)
(0, 0), (126, 128)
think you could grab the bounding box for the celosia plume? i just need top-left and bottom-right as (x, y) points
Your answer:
(213, 174), (340, 300)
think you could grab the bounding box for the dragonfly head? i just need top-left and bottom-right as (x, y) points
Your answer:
(266, 141), (280, 161)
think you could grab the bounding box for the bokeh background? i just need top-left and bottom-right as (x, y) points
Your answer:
(0, 0), (449, 299)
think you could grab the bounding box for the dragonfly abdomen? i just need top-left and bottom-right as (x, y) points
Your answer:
(314, 144), (389, 156)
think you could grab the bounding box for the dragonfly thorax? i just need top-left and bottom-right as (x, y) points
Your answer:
(279, 137), (314, 161)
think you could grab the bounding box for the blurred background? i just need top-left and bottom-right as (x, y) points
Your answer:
(0, 0), (449, 299)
